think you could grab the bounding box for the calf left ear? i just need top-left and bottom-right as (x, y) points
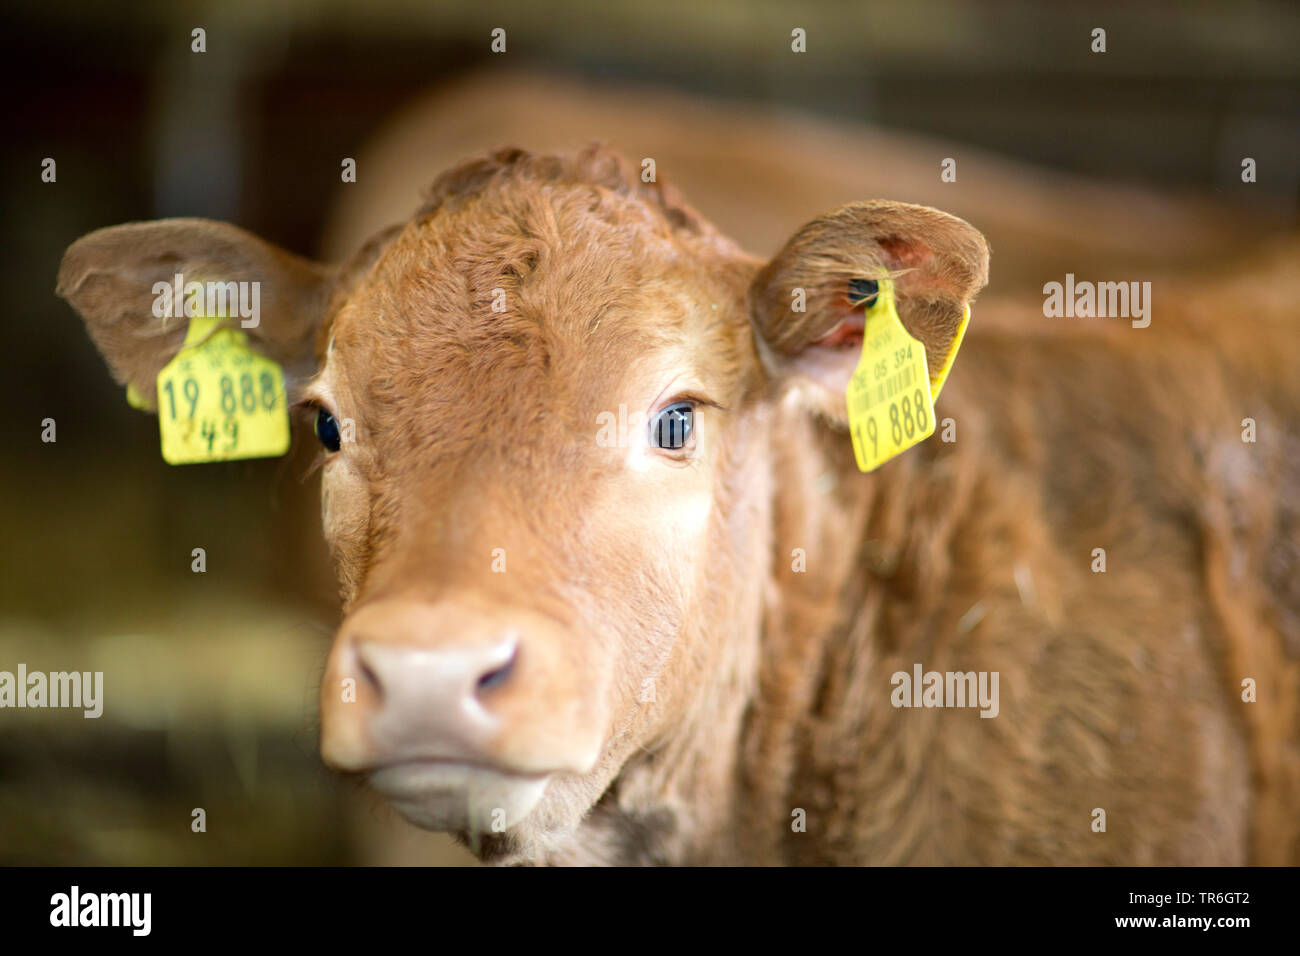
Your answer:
(57, 218), (333, 411)
(749, 200), (989, 426)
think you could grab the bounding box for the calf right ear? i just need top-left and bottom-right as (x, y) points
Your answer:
(56, 218), (333, 411)
(748, 200), (989, 427)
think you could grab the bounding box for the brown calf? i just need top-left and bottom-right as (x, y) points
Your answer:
(58, 146), (1300, 864)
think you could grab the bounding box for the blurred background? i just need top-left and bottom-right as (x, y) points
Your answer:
(1, 0), (1296, 864)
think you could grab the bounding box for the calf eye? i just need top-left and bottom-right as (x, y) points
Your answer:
(315, 407), (342, 452)
(649, 402), (694, 450)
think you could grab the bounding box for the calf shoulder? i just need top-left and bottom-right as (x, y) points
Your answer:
(743, 270), (1300, 863)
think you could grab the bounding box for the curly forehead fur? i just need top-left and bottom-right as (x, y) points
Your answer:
(320, 145), (756, 464)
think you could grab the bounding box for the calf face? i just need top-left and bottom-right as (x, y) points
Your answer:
(58, 146), (988, 862)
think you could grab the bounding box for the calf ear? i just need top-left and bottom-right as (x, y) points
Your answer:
(56, 218), (333, 411)
(749, 201), (989, 426)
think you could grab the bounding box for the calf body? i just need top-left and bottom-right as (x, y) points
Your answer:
(739, 310), (1300, 865)
(58, 147), (1299, 865)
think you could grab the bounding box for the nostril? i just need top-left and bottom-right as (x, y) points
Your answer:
(476, 645), (517, 694)
(354, 640), (383, 698)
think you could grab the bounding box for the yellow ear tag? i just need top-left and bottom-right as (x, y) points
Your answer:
(155, 313), (291, 465)
(125, 382), (151, 411)
(928, 302), (970, 402)
(846, 277), (940, 473)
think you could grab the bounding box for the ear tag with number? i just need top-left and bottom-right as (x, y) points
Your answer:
(155, 313), (290, 465)
(846, 276), (942, 473)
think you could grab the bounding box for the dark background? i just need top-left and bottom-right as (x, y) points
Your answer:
(1, 0), (1296, 864)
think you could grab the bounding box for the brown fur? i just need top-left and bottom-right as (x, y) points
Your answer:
(58, 145), (1300, 865)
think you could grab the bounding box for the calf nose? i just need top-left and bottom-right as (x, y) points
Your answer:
(322, 618), (519, 771)
(320, 598), (605, 778)
(356, 638), (518, 756)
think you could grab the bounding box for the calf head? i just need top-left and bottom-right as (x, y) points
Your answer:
(59, 145), (988, 863)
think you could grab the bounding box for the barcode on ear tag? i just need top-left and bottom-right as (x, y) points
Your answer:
(846, 277), (936, 473)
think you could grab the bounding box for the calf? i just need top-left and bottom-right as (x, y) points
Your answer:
(58, 145), (1300, 865)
